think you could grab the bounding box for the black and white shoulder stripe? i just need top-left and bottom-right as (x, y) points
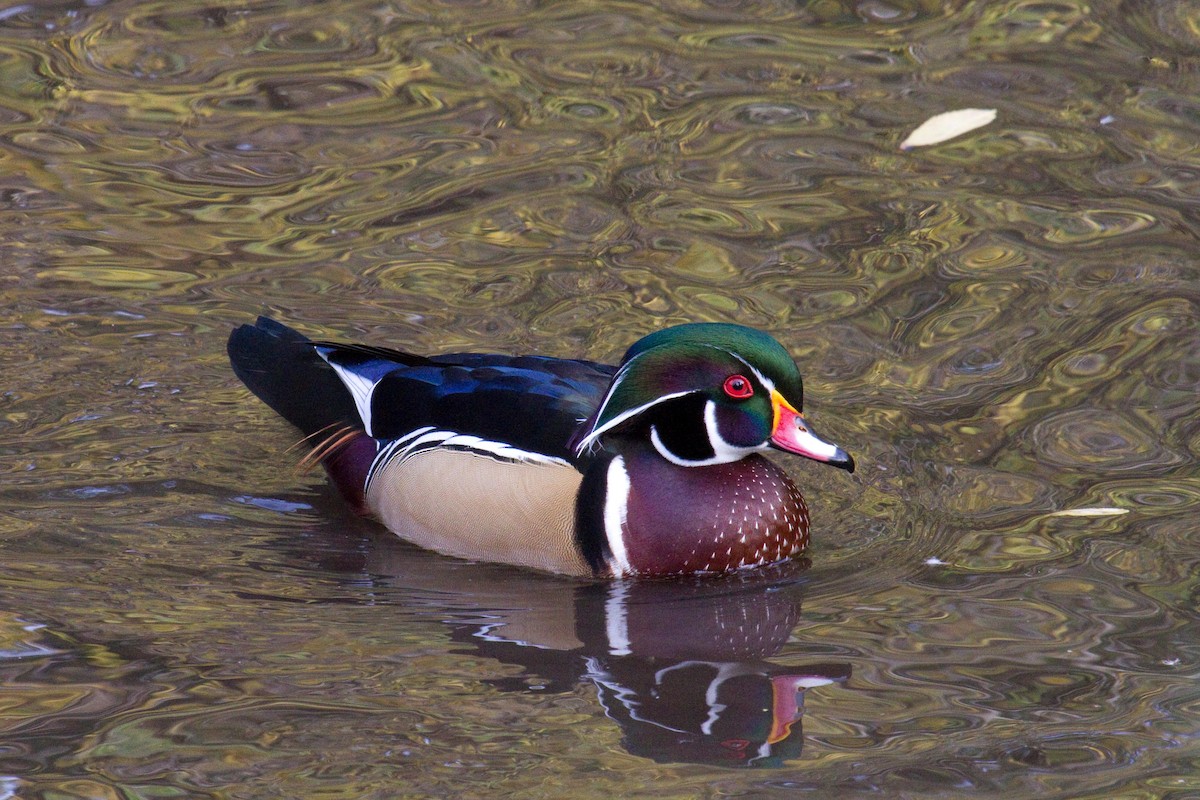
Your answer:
(364, 426), (572, 494)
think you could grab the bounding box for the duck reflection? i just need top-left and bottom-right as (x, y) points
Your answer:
(336, 536), (852, 768)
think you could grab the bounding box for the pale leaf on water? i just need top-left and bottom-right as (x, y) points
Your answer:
(1045, 507), (1129, 518)
(900, 108), (997, 149)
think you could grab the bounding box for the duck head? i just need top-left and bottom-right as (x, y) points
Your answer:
(573, 323), (855, 471)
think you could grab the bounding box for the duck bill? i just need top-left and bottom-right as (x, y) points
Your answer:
(770, 392), (855, 473)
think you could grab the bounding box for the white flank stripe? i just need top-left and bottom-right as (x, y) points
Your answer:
(393, 426), (436, 447)
(604, 456), (634, 576)
(605, 580), (632, 656)
(440, 434), (571, 466)
(404, 429), (456, 452)
(364, 427), (433, 493)
(366, 428), (571, 494)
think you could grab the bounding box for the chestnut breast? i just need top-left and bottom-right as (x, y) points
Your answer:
(618, 451), (810, 576)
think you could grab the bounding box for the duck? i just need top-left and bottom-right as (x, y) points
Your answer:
(227, 316), (854, 578)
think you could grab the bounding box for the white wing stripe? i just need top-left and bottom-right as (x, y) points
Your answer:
(365, 428), (573, 495)
(316, 350), (378, 435)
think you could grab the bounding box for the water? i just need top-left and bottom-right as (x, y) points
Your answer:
(1, 0), (1198, 797)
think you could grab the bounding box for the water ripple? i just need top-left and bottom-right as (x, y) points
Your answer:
(1, 0), (1199, 794)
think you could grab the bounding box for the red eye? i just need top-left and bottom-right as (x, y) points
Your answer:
(723, 374), (754, 399)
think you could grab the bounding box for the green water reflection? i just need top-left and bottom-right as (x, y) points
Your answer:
(1, 0), (1198, 797)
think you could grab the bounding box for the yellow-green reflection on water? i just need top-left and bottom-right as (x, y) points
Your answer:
(1, 0), (1198, 797)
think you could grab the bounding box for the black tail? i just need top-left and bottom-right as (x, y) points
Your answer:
(227, 316), (361, 437)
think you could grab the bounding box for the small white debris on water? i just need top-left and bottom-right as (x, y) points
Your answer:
(1046, 507), (1129, 518)
(900, 108), (998, 149)
(1162, 658), (1181, 667)
(924, 557), (946, 566)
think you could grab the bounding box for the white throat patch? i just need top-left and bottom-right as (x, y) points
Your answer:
(649, 399), (760, 467)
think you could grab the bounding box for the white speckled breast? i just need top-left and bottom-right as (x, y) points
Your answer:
(613, 449), (810, 576)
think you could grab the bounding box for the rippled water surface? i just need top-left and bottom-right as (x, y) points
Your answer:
(2, 0), (1198, 797)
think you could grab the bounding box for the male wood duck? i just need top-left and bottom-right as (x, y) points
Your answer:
(227, 317), (854, 578)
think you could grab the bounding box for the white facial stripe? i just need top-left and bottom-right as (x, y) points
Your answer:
(649, 400), (759, 467)
(575, 389), (697, 454)
(577, 357), (640, 447)
(704, 399), (760, 462)
(746, 363), (776, 395)
(578, 344), (790, 457)
(318, 352), (377, 435)
(649, 425), (695, 466)
(717, 348), (778, 397)
(603, 456), (634, 576)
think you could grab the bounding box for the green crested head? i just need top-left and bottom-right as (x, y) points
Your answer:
(573, 323), (852, 472)
(620, 323), (804, 405)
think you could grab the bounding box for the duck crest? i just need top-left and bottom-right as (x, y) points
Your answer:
(582, 443), (810, 577)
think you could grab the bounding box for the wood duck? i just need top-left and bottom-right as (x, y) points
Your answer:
(227, 316), (854, 578)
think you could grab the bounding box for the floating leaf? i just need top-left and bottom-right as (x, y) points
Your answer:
(1045, 507), (1129, 518)
(900, 108), (997, 149)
